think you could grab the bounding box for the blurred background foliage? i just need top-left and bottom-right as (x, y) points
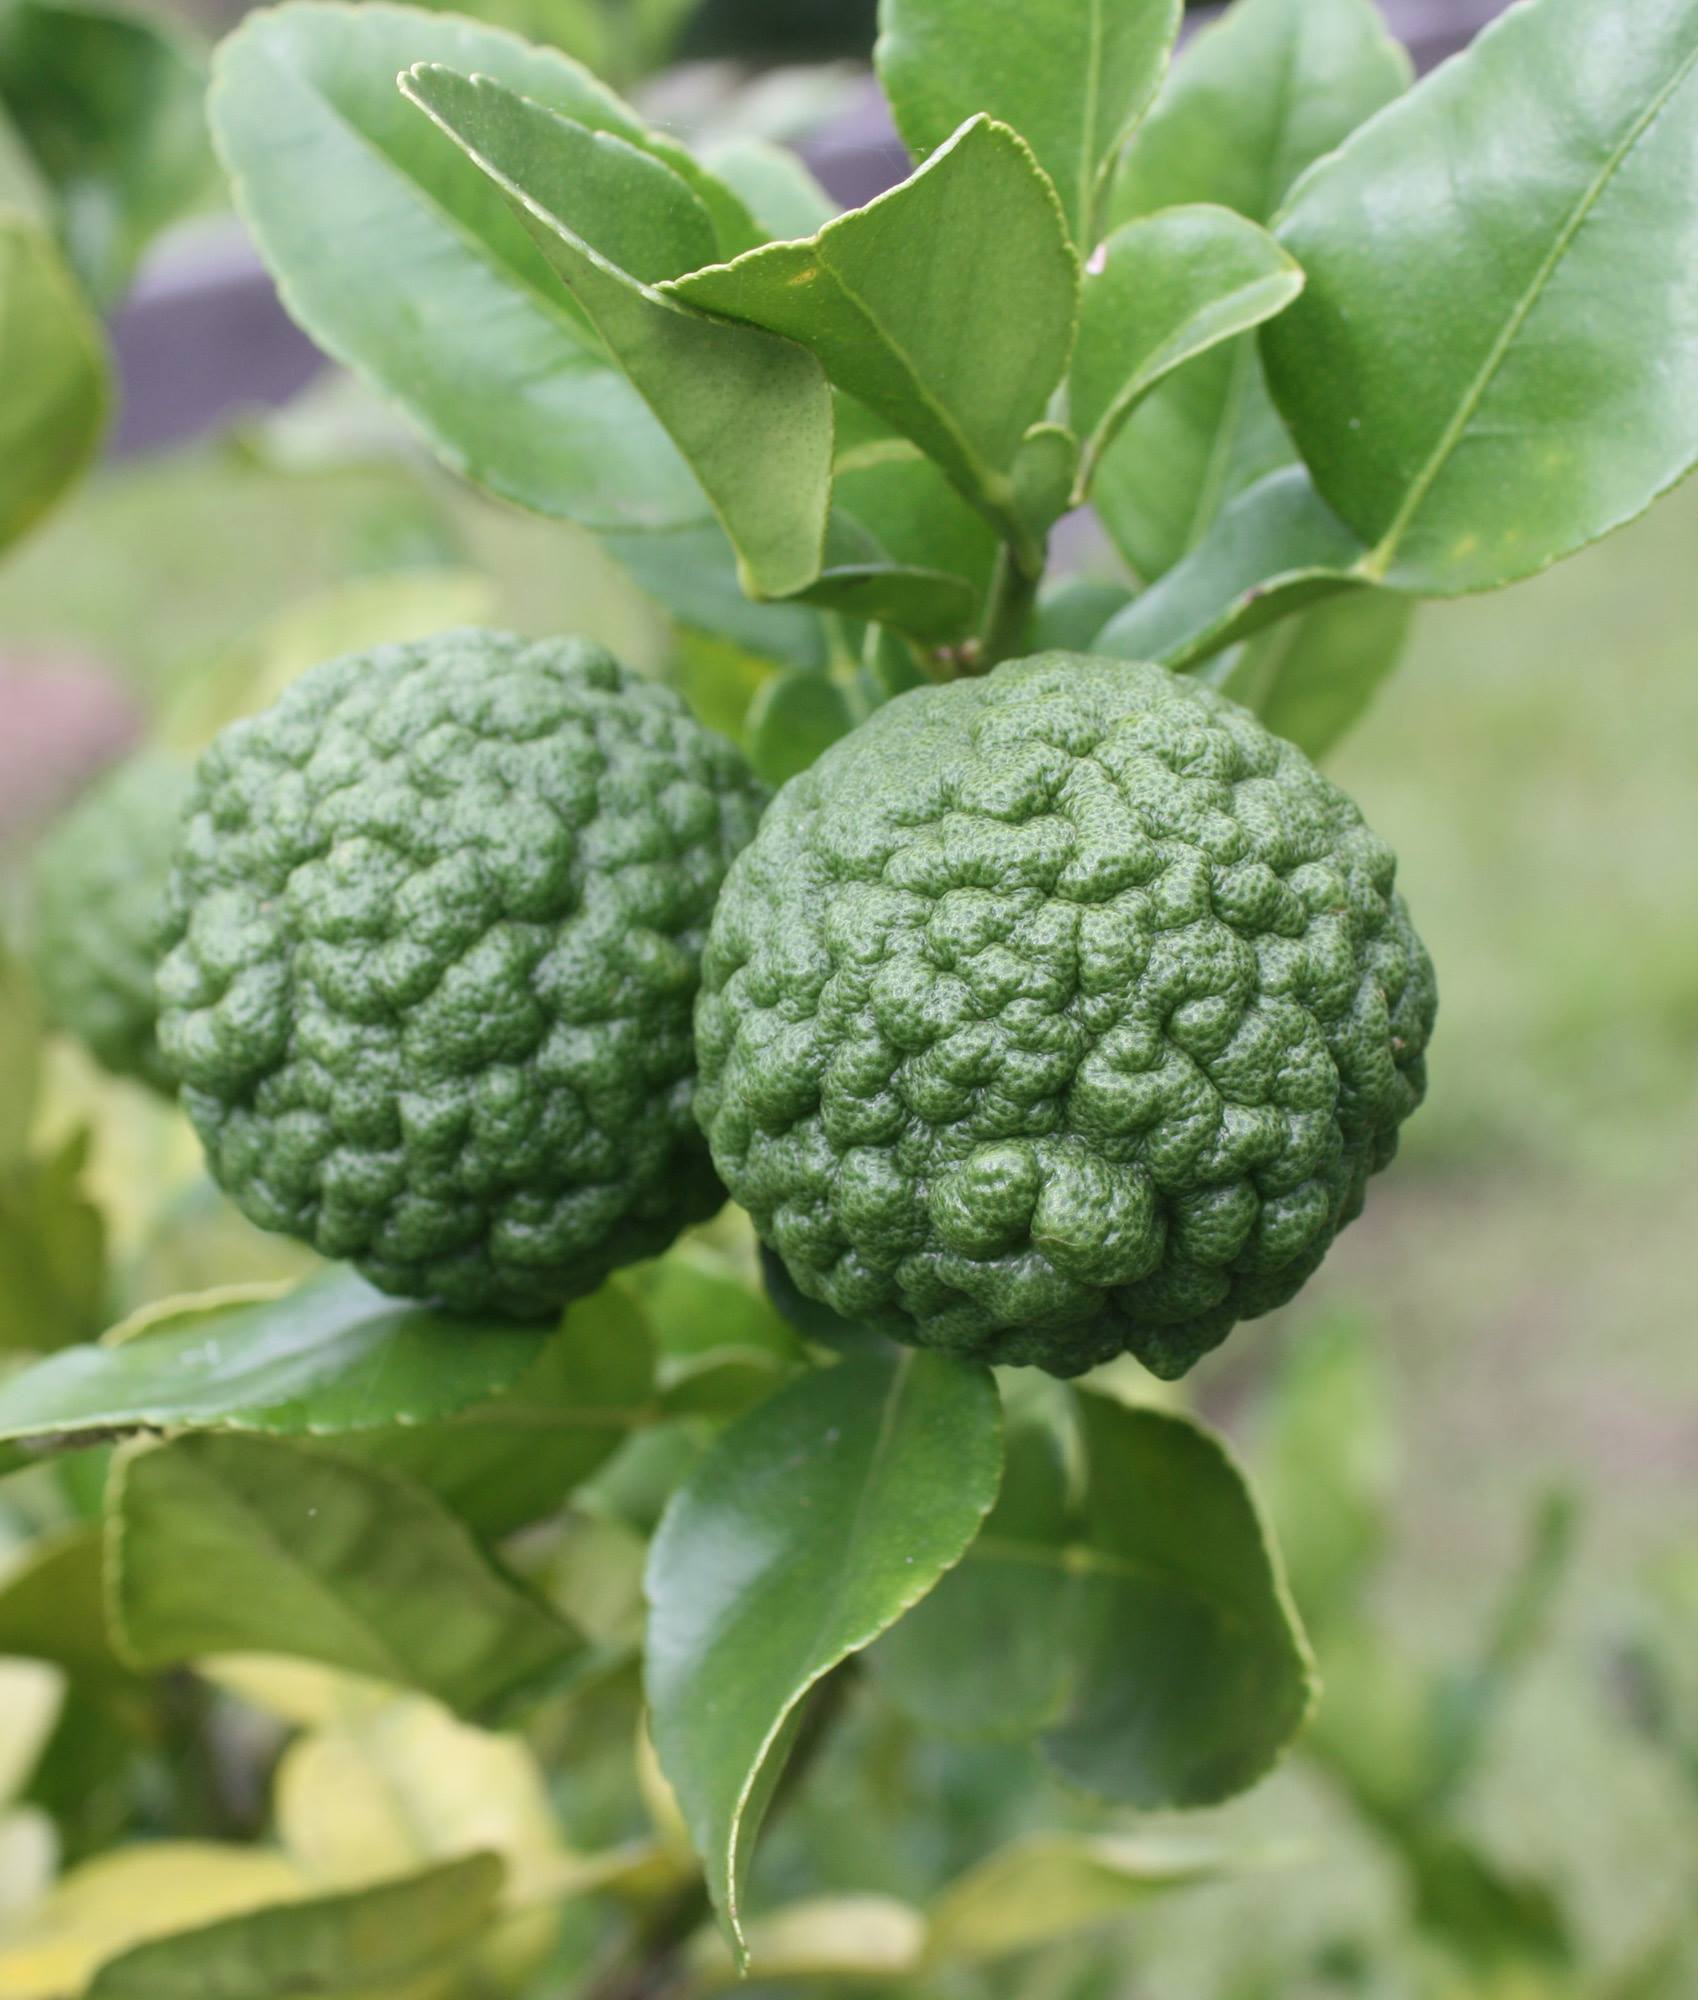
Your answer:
(2, 0), (1696, 1996)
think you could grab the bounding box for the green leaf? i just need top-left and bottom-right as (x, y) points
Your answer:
(797, 565), (978, 648)
(687, 1896), (926, 1990)
(699, 137), (836, 242)
(873, 1396), (1314, 1808)
(1096, 465), (1372, 671)
(0, 1129), (106, 1356)
(875, 0), (1182, 246)
(644, 1348), (1002, 1960)
(0, 1270), (548, 1451)
(925, 1833), (1234, 1966)
(0, 209), (107, 555)
(746, 670), (859, 786)
(602, 526), (830, 671)
(84, 1855), (506, 2000)
(1028, 576), (1133, 652)
(666, 116), (1078, 559)
(208, 2), (708, 533)
(629, 1252), (805, 1417)
(401, 65), (834, 599)
(110, 1432), (579, 1712)
(335, 1282), (657, 1538)
(1095, 0), (1410, 581)
(1213, 587), (1413, 759)
(1045, 1397), (1314, 1805)
(1263, 0), (1698, 593)
(1072, 205), (1301, 495)
(1252, 1315), (1393, 1631)
(0, 1528), (137, 1699)
(0, 0), (213, 306)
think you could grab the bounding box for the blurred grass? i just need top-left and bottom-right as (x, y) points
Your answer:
(3, 436), (1695, 1989)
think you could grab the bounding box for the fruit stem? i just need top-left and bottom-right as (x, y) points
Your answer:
(975, 541), (1042, 672)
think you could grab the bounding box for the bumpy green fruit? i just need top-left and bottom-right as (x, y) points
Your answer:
(31, 753), (192, 1092)
(695, 653), (1435, 1379)
(155, 631), (767, 1318)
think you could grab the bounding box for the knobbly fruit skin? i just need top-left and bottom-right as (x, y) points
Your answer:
(695, 652), (1435, 1379)
(31, 753), (192, 1092)
(155, 630), (767, 1318)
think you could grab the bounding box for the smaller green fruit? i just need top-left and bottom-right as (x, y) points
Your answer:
(30, 753), (191, 1092)
(155, 630), (767, 1319)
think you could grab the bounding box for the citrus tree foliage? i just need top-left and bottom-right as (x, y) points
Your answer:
(5, 0), (1698, 1992)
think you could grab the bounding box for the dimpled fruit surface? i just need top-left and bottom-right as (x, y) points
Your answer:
(32, 752), (193, 1092)
(155, 631), (767, 1317)
(695, 653), (1435, 1379)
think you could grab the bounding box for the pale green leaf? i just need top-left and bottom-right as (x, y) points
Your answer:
(0, 1129), (106, 1355)
(666, 116), (1078, 557)
(0, 1845), (310, 2000)
(1095, 0), (1410, 580)
(0, 1270), (548, 1450)
(687, 1895), (926, 1990)
(110, 1432), (579, 1713)
(1097, 466), (1372, 671)
(925, 1833), (1234, 1966)
(602, 525), (829, 671)
(1072, 205), (1302, 493)
(1213, 587), (1413, 759)
(0, 210), (107, 555)
(85, 1855), (504, 2000)
(208, 2), (708, 532)
(402, 65), (833, 598)
(1265, 0), (1698, 593)
(875, 0), (1182, 245)
(644, 1349), (1002, 1960)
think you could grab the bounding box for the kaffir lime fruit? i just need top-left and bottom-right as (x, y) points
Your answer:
(155, 630), (767, 1317)
(31, 752), (192, 1092)
(695, 653), (1435, 1379)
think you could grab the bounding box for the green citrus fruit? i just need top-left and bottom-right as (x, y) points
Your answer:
(695, 652), (1435, 1379)
(30, 752), (192, 1092)
(155, 630), (767, 1318)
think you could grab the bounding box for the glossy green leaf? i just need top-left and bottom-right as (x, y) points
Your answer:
(1072, 205), (1301, 495)
(875, 1396), (1313, 1808)
(209, 3), (709, 532)
(333, 1283), (657, 1539)
(402, 65), (833, 599)
(875, 0), (1182, 245)
(925, 1833), (1233, 1966)
(0, 1270), (547, 1451)
(1097, 465), (1371, 671)
(1265, 0), (1698, 594)
(645, 1349), (1002, 1959)
(0, 209), (107, 554)
(0, 0), (213, 306)
(666, 116), (1078, 558)
(831, 437), (1000, 603)
(1095, 0), (1410, 580)
(699, 137), (836, 242)
(630, 1252), (804, 1418)
(1213, 586), (1412, 759)
(746, 670), (859, 786)
(84, 1855), (505, 2000)
(110, 1433), (579, 1712)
